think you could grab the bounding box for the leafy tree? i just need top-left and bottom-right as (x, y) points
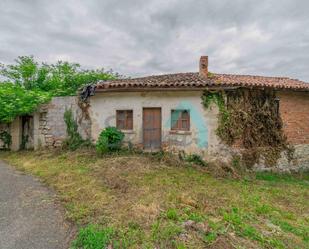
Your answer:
(0, 56), (40, 90)
(0, 56), (118, 96)
(0, 83), (50, 123)
(0, 56), (119, 123)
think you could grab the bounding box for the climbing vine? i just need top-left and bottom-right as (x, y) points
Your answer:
(63, 109), (91, 150)
(202, 89), (293, 168)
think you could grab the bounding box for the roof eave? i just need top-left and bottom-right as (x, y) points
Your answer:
(95, 85), (242, 93)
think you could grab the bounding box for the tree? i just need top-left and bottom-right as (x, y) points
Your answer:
(0, 83), (50, 123)
(0, 56), (119, 122)
(0, 56), (119, 96)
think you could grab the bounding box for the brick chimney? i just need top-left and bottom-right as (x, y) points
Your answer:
(199, 56), (208, 78)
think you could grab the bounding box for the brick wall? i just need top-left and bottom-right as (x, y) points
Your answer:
(279, 91), (309, 145)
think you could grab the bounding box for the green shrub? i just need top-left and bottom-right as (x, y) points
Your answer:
(96, 127), (124, 154)
(71, 225), (114, 249)
(185, 154), (207, 167)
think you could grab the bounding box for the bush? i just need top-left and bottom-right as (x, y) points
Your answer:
(185, 154), (207, 167)
(96, 127), (124, 154)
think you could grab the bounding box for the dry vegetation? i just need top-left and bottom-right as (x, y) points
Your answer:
(0, 149), (308, 249)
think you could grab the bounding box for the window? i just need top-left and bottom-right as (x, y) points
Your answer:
(171, 110), (190, 131)
(116, 110), (133, 130)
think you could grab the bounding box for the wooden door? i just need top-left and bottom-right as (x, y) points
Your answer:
(143, 108), (161, 150)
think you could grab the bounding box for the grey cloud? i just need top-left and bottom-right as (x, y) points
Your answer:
(0, 0), (309, 81)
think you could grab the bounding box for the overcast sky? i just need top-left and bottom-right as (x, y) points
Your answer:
(1, 0), (309, 81)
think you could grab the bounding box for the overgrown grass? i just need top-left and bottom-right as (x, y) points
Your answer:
(0, 150), (308, 248)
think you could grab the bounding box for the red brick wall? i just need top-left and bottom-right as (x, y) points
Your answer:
(278, 91), (309, 145)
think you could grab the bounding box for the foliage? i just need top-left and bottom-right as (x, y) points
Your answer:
(71, 225), (114, 249)
(166, 208), (179, 221)
(0, 56), (118, 96)
(63, 109), (90, 150)
(184, 153), (208, 167)
(0, 83), (51, 123)
(96, 127), (124, 154)
(0, 131), (12, 149)
(0, 55), (118, 123)
(201, 91), (231, 141)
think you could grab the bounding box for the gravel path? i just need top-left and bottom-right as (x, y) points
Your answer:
(0, 160), (75, 249)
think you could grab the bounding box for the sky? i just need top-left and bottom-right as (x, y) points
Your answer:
(1, 0), (309, 81)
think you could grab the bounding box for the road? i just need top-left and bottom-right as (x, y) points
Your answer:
(0, 160), (74, 249)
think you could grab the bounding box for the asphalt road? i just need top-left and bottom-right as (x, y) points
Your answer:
(0, 160), (74, 249)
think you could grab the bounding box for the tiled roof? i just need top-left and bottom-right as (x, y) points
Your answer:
(96, 72), (309, 91)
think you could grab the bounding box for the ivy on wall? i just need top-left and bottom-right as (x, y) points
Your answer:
(202, 89), (293, 167)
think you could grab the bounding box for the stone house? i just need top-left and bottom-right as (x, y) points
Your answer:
(90, 56), (309, 171)
(1, 56), (309, 172)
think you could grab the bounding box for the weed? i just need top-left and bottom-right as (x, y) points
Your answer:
(71, 225), (114, 249)
(203, 232), (217, 244)
(271, 219), (309, 243)
(185, 154), (207, 167)
(151, 220), (183, 247)
(63, 109), (91, 150)
(166, 208), (179, 221)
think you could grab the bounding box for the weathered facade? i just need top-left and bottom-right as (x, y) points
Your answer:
(33, 96), (90, 149)
(1, 56), (309, 172)
(90, 56), (309, 172)
(0, 97), (89, 151)
(268, 91), (309, 172)
(89, 91), (222, 157)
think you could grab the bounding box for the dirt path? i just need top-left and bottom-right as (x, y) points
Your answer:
(0, 160), (74, 249)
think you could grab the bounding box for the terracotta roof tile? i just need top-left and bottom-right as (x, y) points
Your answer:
(96, 72), (309, 91)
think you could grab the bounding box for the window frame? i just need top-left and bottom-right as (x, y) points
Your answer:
(171, 109), (190, 131)
(116, 110), (133, 130)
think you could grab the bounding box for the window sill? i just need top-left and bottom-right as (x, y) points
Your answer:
(169, 130), (192, 135)
(121, 129), (136, 134)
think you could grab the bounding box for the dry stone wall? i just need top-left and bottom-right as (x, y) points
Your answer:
(34, 96), (90, 149)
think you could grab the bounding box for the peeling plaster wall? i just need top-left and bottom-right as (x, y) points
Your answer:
(89, 91), (228, 159)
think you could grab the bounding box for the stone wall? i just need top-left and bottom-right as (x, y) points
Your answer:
(34, 96), (90, 149)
